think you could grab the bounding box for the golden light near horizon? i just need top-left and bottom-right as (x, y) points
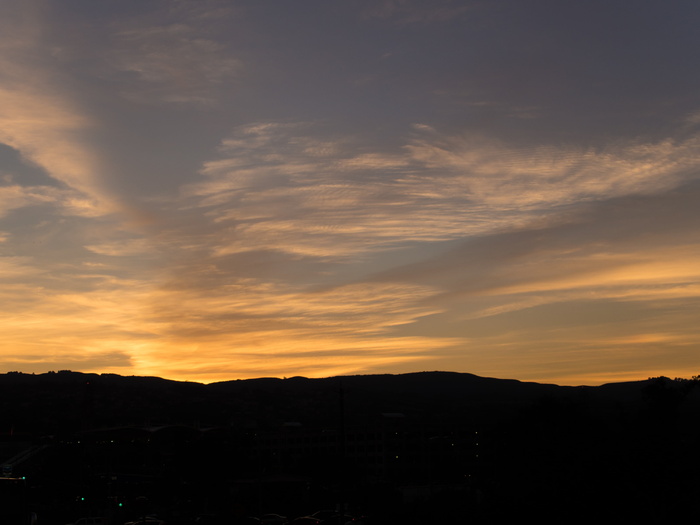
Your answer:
(2, 1), (700, 386)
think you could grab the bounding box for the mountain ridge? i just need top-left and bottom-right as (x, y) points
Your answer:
(0, 369), (679, 438)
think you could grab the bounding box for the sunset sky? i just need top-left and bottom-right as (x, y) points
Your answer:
(2, 0), (700, 385)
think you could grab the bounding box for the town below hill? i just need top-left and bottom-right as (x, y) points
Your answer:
(1, 371), (699, 524)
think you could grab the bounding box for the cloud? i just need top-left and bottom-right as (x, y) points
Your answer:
(139, 325), (455, 381)
(85, 238), (157, 257)
(3, 109), (698, 382)
(180, 123), (700, 268)
(93, 120), (688, 382)
(2, 351), (133, 373)
(0, 4), (117, 214)
(0, 85), (105, 204)
(0, 185), (56, 218)
(0, 257), (43, 279)
(181, 124), (512, 262)
(96, 2), (241, 106)
(358, 182), (700, 384)
(370, 181), (700, 300)
(0, 269), (158, 376)
(0, 181), (109, 221)
(0, 2), (242, 223)
(405, 131), (700, 209)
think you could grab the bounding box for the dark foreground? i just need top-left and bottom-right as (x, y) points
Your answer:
(2, 371), (700, 523)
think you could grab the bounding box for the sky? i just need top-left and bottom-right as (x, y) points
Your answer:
(2, 0), (700, 386)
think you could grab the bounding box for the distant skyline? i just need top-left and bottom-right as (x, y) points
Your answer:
(2, 0), (700, 385)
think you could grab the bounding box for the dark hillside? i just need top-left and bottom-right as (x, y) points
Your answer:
(0, 370), (678, 435)
(2, 371), (700, 523)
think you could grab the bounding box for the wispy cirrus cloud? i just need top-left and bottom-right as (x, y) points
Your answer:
(139, 279), (454, 379)
(405, 127), (700, 208)
(0, 3), (117, 215)
(106, 21), (242, 106)
(368, 180), (700, 383)
(0, 264), (157, 372)
(179, 123), (700, 264)
(0, 85), (105, 208)
(108, 119), (699, 382)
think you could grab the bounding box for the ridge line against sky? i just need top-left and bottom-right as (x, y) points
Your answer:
(1, 0), (700, 386)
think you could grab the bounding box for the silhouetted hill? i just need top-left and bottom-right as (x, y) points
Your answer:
(2, 371), (700, 523)
(0, 370), (687, 436)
